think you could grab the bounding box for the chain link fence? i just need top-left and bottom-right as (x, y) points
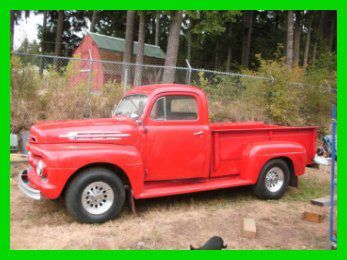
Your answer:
(12, 52), (272, 92)
(10, 52), (336, 134)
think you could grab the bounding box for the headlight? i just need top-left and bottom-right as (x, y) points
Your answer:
(36, 160), (45, 177)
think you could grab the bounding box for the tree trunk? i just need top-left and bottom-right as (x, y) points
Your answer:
(286, 11), (294, 68)
(40, 11), (48, 75)
(293, 11), (301, 67)
(214, 40), (220, 69)
(90, 11), (98, 32)
(163, 11), (183, 83)
(328, 12), (336, 52)
(122, 11), (135, 84)
(187, 30), (192, 64)
(312, 42), (317, 64)
(10, 11), (15, 51)
(318, 11), (325, 39)
(54, 11), (64, 67)
(303, 23), (312, 70)
(241, 11), (253, 67)
(312, 11), (325, 64)
(134, 12), (145, 86)
(54, 11), (64, 56)
(155, 12), (160, 46)
(186, 29), (192, 84)
(226, 23), (233, 72)
(41, 11), (47, 54)
(315, 11), (325, 54)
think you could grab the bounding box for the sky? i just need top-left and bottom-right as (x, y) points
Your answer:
(14, 14), (43, 50)
(13, 13), (90, 51)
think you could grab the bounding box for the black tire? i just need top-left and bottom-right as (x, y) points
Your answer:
(65, 167), (125, 223)
(252, 159), (290, 200)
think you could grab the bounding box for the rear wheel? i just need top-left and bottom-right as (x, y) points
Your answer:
(252, 159), (290, 200)
(65, 167), (125, 223)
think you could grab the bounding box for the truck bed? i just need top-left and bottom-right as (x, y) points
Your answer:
(209, 121), (317, 177)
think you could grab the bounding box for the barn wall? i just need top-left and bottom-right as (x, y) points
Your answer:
(71, 34), (105, 91)
(99, 49), (165, 65)
(98, 49), (165, 86)
(71, 35), (165, 89)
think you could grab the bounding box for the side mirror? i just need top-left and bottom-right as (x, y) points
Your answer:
(130, 113), (139, 120)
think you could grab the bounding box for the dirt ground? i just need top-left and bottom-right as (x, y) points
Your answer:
(10, 163), (332, 250)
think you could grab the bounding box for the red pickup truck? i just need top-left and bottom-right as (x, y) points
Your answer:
(19, 84), (318, 223)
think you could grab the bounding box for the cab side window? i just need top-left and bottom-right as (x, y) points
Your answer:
(150, 95), (198, 121)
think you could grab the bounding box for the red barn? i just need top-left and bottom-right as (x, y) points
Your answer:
(71, 32), (166, 91)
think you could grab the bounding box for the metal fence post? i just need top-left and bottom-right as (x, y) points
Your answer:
(87, 49), (92, 97)
(86, 50), (93, 117)
(124, 66), (128, 95)
(329, 105), (337, 247)
(185, 59), (192, 85)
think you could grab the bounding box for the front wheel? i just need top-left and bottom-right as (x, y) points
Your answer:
(65, 167), (125, 223)
(252, 159), (290, 200)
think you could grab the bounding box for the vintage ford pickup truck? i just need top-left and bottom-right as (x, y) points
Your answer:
(19, 84), (318, 223)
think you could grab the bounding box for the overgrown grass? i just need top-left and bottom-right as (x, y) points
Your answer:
(11, 53), (336, 135)
(10, 56), (123, 133)
(284, 170), (330, 202)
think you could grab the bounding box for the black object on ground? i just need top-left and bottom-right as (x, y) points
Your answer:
(190, 236), (227, 250)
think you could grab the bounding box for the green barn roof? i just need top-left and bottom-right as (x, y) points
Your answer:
(89, 32), (166, 60)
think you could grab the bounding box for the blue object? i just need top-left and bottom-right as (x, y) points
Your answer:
(329, 105), (337, 247)
(323, 135), (337, 158)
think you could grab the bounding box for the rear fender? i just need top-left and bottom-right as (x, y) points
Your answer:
(241, 141), (307, 183)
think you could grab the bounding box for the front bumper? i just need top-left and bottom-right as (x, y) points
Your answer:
(18, 168), (41, 200)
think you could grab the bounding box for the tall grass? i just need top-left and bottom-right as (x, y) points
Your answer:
(10, 56), (123, 133)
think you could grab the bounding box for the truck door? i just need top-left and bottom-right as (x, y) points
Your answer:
(144, 93), (210, 181)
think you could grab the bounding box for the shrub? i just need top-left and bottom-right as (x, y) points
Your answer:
(10, 57), (124, 133)
(195, 55), (336, 134)
(11, 54), (336, 136)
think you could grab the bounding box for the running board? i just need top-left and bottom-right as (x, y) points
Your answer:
(138, 176), (253, 199)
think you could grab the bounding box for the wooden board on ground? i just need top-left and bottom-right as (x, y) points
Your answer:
(303, 203), (325, 223)
(311, 195), (336, 207)
(10, 153), (27, 163)
(243, 218), (256, 238)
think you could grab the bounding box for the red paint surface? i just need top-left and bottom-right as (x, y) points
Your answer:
(26, 84), (317, 199)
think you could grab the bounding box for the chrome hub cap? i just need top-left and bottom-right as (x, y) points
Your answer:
(265, 167), (284, 192)
(81, 181), (114, 215)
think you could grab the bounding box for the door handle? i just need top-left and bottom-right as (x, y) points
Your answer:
(193, 131), (204, 136)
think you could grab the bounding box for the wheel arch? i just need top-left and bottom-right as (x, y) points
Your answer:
(62, 162), (131, 197)
(241, 141), (306, 184)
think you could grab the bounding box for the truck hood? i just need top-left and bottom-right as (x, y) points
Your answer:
(29, 117), (138, 145)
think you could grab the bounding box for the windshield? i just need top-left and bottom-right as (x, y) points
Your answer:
(113, 94), (148, 117)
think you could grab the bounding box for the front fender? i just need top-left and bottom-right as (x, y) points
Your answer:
(28, 143), (144, 198)
(241, 141), (307, 183)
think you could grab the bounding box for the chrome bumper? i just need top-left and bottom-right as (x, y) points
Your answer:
(18, 168), (41, 200)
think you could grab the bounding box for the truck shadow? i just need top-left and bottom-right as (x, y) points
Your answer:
(131, 186), (255, 215)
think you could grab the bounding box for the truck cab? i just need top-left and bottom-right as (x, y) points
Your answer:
(19, 84), (318, 223)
